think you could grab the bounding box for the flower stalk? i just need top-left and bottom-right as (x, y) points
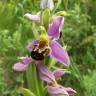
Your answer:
(26, 64), (43, 96)
(26, 25), (44, 96)
(12, 0), (76, 96)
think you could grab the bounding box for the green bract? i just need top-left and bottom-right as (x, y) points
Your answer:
(41, 8), (50, 30)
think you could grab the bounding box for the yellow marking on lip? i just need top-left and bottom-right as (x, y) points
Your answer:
(39, 31), (49, 45)
(49, 80), (58, 87)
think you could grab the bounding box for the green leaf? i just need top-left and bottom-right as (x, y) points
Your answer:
(19, 87), (36, 96)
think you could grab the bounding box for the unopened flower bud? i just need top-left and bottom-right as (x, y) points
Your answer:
(40, 0), (54, 10)
(56, 11), (68, 16)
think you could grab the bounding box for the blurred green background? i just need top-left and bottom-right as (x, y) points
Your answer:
(0, 0), (96, 96)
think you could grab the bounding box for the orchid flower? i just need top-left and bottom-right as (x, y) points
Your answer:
(48, 85), (76, 96)
(37, 63), (76, 96)
(13, 58), (76, 95)
(13, 16), (69, 72)
(27, 16), (70, 66)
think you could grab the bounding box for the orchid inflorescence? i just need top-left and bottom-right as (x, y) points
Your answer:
(12, 0), (76, 96)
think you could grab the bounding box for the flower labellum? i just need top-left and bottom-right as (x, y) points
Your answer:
(30, 31), (50, 61)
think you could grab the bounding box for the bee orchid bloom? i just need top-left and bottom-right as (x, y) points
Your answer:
(13, 16), (69, 71)
(48, 85), (76, 96)
(37, 64), (76, 96)
(27, 16), (70, 66)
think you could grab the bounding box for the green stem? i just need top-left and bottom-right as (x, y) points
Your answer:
(26, 64), (43, 96)
(53, 0), (62, 13)
(26, 65), (34, 93)
(26, 22), (44, 96)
